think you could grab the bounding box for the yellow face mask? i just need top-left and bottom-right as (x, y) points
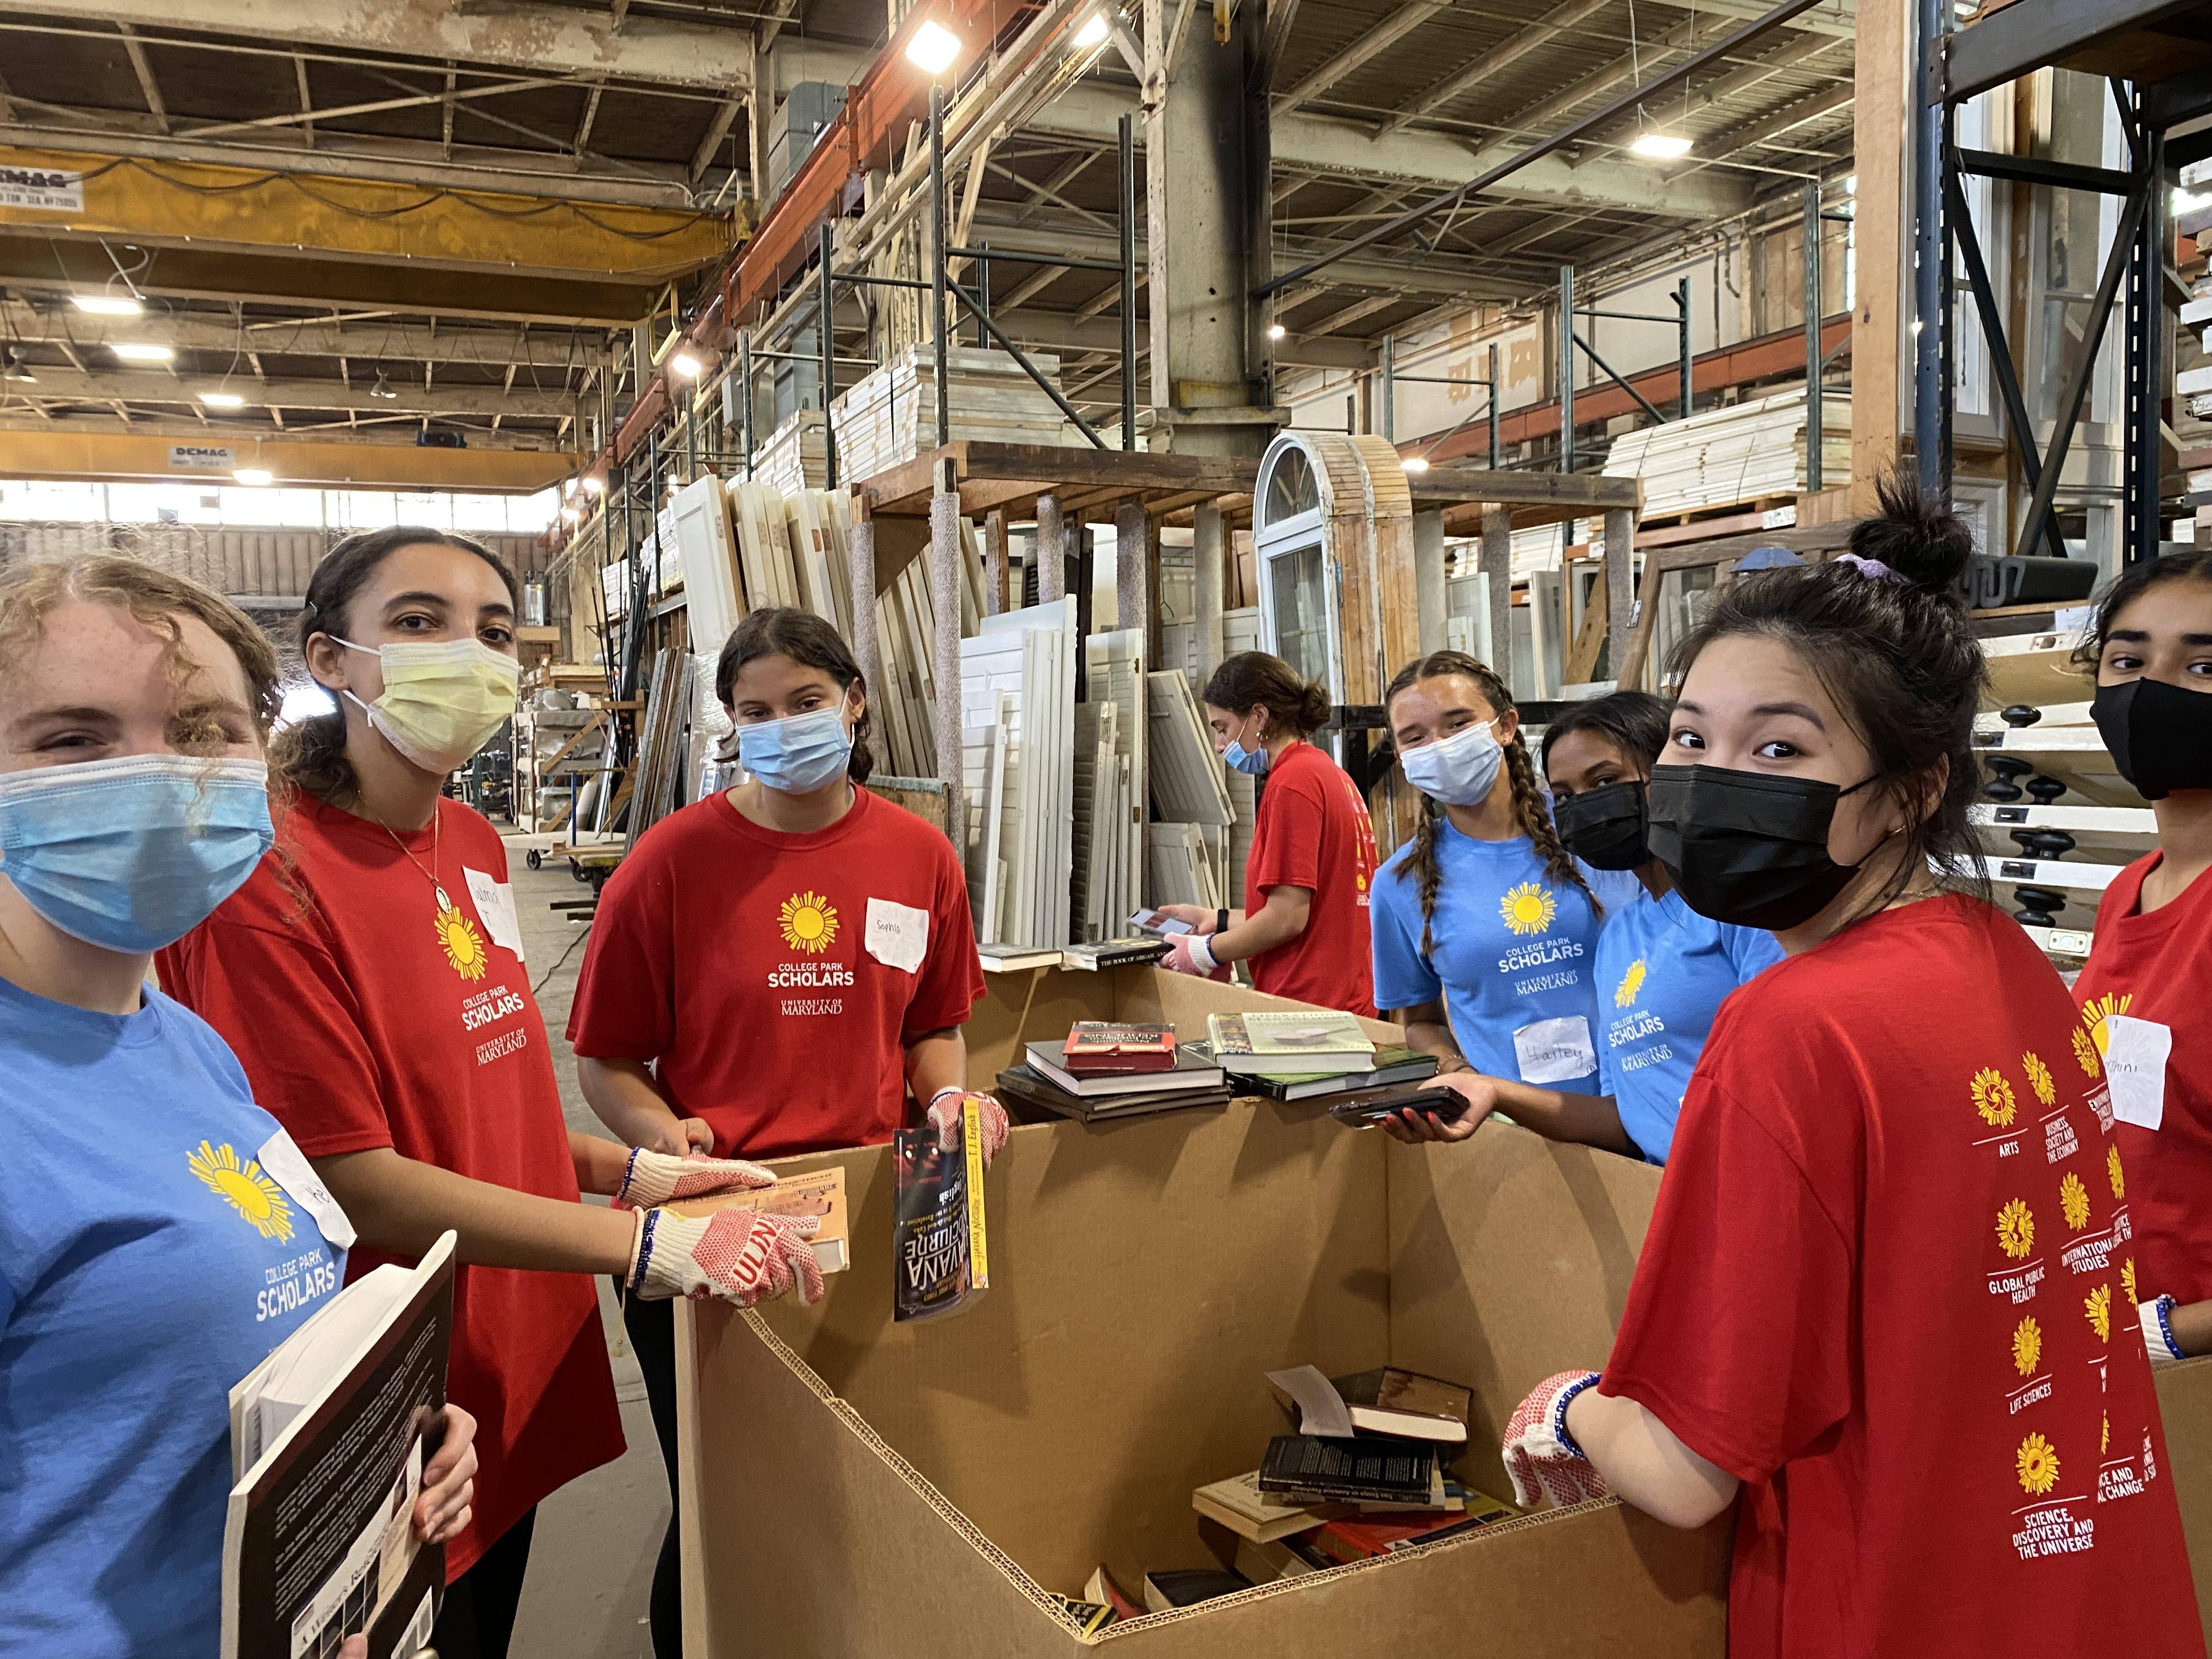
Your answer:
(334, 637), (520, 774)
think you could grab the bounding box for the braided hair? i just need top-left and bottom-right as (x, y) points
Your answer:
(1385, 649), (1598, 954)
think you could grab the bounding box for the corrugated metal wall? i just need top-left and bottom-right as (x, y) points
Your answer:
(0, 523), (552, 599)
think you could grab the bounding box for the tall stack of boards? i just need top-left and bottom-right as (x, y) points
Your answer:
(958, 599), (1078, 950)
(1602, 388), (1852, 520)
(829, 346), (1078, 483)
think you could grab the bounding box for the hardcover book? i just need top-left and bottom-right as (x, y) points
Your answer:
(1061, 1021), (1178, 1073)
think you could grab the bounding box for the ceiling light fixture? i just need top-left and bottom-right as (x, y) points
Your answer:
(233, 467), (274, 487)
(200, 390), (246, 408)
(370, 369), (399, 400)
(582, 475), (606, 495)
(1401, 455), (1431, 473)
(2, 349), (35, 385)
(1630, 132), (1693, 160)
(905, 18), (962, 75)
(1266, 322), (1286, 340)
(1074, 11), (1110, 48)
(112, 341), (173, 363)
(73, 294), (143, 317)
(670, 351), (703, 378)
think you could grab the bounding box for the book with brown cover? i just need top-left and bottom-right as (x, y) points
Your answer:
(1061, 1021), (1177, 1074)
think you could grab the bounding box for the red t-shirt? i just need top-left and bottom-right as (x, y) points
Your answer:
(157, 797), (624, 1581)
(2078, 853), (2212, 1307)
(566, 787), (986, 1160)
(1602, 894), (2203, 1659)
(1245, 741), (1378, 1017)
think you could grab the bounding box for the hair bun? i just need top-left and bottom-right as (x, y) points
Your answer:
(1847, 470), (1973, 597)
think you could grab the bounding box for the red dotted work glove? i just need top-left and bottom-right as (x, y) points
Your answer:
(627, 1207), (825, 1307)
(1160, 932), (1219, 977)
(614, 1146), (776, 1209)
(1502, 1369), (1608, 1510)
(926, 1087), (1009, 1167)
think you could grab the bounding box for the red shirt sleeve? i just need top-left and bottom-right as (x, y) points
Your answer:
(166, 915), (395, 1158)
(1247, 765), (1327, 893)
(902, 833), (986, 1041)
(1599, 1075), (1855, 1484)
(565, 851), (677, 1063)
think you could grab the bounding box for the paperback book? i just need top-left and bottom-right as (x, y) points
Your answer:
(1257, 1434), (1436, 1507)
(669, 1166), (850, 1273)
(892, 1098), (989, 1322)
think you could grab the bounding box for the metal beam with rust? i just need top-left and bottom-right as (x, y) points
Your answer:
(3, 365), (575, 418)
(0, 425), (578, 491)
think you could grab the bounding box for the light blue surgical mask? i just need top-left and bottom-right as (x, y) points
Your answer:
(1400, 718), (1503, 807)
(737, 704), (854, 795)
(0, 754), (274, 952)
(1222, 713), (1271, 777)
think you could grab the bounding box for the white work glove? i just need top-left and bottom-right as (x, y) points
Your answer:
(614, 1146), (776, 1209)
(2143, 1295), (2187, 1365)
(1502, 1369), (1609, 1510)
(1161, 932), (1218, 976)
(627, 1206), (824, 1307)
(926, 1087), (1009, 1167)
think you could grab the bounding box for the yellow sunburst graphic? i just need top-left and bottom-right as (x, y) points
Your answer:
(436, 893), (488, 983)
(2072, 1025), (2101, 1080)
(2085, 1283), (2112, 1344)
(2012, 1314), (2042, 1378)
(1996, 1198), (2035, 1261)
(1971, 1066), (2017, 1128)
(2022, 1052), (2056, 1109)
(2016, 1432), (2060, 1497)
(2081, 992), (2132, 1057)
(1614, 958), (1647, 1008)
(2059, 1171), (2091, 1232)
(2103, 1413), (2112, 1457)
(2123, 1257), (2137, 1306)
(777, 890), (839, 955)
(2108, 1145), (2125, 1201)
(1499, 882), (1556, 937)
(187, 1140), (294, 1242)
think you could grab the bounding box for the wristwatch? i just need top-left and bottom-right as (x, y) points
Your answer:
(1216, 907), (1229, 937)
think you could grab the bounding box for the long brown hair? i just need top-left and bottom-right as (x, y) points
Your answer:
(1384, 649), (1595, 953)
(1201, 650), (1331, 738)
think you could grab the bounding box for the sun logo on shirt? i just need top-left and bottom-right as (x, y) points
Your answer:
(2058, 1171), (2091, 1232)
(2103, 1413), (2111, 1457)
(2123, 1257), (2137, 1305)
(1971, 1066), (2017, 1128)
(2022, 1052), (2056, 1109)
(1613, 959), (1647, 1008)
(778, 890), (839, 955)
(1995, 1198), (2035, 1261)
(187, 1140), (295, 1243)
(2012, 1314), (2042, 1378)
(2109, 1145), (2126, 1201)
(2085, 1283), (2112, 1344)
(2015, 1432), (2060, 1497)
(2073, 992), (2131, 1077)
(1499, 882), (1556, 937)
(434, 891), (489, 984)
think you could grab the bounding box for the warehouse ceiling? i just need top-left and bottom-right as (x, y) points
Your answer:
(0, 0), (1856, 473)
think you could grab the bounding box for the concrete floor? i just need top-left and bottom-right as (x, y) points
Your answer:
(505, 837), (665, 1659)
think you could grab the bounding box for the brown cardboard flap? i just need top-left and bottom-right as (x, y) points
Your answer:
(2156, 1357), (2212, 1649)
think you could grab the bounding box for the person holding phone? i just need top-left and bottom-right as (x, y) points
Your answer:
(1385, 690), (1780, 1163)
(569, 606), (1004, 1659)
(1155, 651), (1379, 1016)
(160, 528), (811, 1659)
(2068, 551), (2212, 1366)
(1498, 478), (2203, 1656)
(0, 555), (477, 1659)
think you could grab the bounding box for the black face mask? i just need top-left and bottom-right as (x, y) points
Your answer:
(1646, 763), (1880, 930)
(1553, 779), (1650, 871)
(2092, 677), (2212, 801)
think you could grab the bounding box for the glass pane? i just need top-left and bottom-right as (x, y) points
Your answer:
(1268, 541), (1330, 690)
(1650, 566), (1717, 690)
(1261, 447), (1319, 527)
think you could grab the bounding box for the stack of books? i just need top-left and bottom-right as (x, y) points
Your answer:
(1198, 1013), (1439, 1103)
(996, 1022), (1231, 1123)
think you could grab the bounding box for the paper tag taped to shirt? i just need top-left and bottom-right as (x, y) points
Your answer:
(1514, 1014), (1596, 1085)
(865, 896), (929, 974)
(256, 1127), (357, 1250)
(462, 865), (526, 963)
(2104, 1014), (2171, 1132)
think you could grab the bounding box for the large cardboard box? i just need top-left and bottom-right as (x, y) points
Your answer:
(678, 966), (2212, 1655)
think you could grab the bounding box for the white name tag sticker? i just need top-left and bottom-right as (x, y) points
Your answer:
(2104, 1014), (2171, 1132)
(865, 896), (929, 974)
(256, 1127), (356, 1250)
(1514, 1014), (1596, 1085)
(462, 866), (526, 963)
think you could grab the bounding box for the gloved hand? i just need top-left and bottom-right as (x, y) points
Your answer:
(926, 1087), (1009, 1166)
(1161, 932), (1218, 977)
(2143, 1295), (2187, 1365)
(1502, 1369), (1607, 1510)
(614, 1146), (776, 1209)
(627, 1206), (825, 1307)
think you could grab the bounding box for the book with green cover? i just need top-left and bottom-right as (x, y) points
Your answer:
(1205, 1012), (1376, 1076)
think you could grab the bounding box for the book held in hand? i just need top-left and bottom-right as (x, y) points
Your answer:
(1060, 1022), (1177, 1073)
(223, 1232), (456, 1659)
(669, 1166), (850, 1273)
(1241, 1045), (1438, 1102)
(893, 1097), (989, 1322)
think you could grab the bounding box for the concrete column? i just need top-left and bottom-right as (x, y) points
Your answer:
(1115, 498), (1152, 639)
(929, 477), (967, 854)
(1479, 503), (1513, 684)
(1602, 507), (1636, 685)
(1036, 492), (1067, 605)
(984, 508), (1009, 617)
(1193, 499), (1226, 685)
(845, 498), (882, 732)
(1413, 508), (1447, 657)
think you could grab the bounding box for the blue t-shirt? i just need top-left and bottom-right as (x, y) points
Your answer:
(1371, 823), (1641, 1093)
(0, 975), (348, 1658)
(1593, 885), (1785, 1164)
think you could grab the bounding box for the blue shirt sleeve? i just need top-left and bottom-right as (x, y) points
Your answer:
(1370, 857), (1442, 1014)
(1723, 922), (1788, 981)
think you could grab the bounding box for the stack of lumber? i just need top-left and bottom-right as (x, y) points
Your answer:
(958, 598), (1077, 949)
(829, 346), (1076, 483)
(1084, 631), (1147, 932)
(752, 411), (830, 495)
(1602, 390), (1851, 520)
(1072, 701), (1133, 942)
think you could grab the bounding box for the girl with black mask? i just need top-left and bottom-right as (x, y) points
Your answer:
(2070, 552), (2212, 1368)
(1489, 475), (2203, 1659)
(1384, 690), (1780, 1164)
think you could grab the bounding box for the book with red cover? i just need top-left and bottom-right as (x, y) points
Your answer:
(1060, 1022), (1178, 1074)
(1303, 1491), (1515, 1566)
